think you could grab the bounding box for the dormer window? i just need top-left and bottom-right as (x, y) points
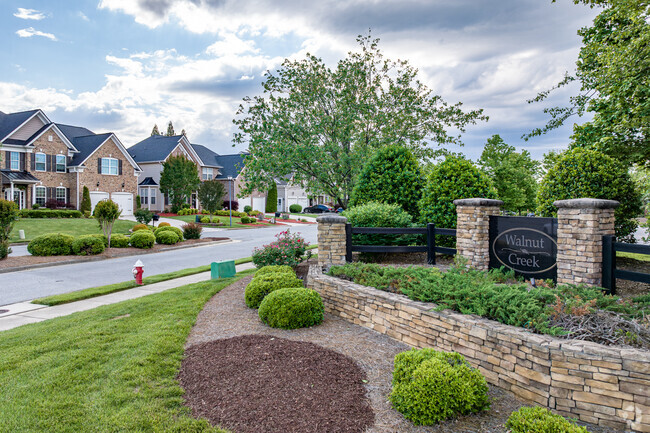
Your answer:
(202, 167), (213, 180)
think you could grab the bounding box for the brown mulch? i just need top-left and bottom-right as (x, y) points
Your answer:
(616, 256), (650, 299)
(178, 335), (374, 433)
(0, 237), (228, 270)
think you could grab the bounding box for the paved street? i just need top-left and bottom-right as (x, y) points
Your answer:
(0, 223), (317, 306)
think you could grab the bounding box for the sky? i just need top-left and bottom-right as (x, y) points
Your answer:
(0, 0), (601, 161)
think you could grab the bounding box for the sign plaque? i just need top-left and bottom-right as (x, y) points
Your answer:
(488, 216), (558, 281)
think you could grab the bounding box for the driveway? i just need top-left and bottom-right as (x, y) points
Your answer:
(0, 223), (317, 306)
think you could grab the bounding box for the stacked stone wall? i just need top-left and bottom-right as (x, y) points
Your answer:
(316, 215), (347, 269)
(454, 198), (503, 271)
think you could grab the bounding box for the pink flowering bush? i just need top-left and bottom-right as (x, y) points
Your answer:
(252, 230), (311, 268)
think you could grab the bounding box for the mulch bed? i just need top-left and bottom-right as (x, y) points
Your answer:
(178, 335), (374, 433)
(0, 237), (228, 271)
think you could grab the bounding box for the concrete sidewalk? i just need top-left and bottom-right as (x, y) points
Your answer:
(0, 262), (256, 332)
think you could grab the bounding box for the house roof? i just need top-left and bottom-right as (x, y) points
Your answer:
(128, 135), (185, 163)
(139, 177), (158, 186)
(214, 153), (245, 179)
(1, 169), (41, 184)
(0, 109), (40, 142)
(68, 133), (113, 166)
(191, 144), (222, 168)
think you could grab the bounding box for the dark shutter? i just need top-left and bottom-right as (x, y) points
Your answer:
(98, 158), (102, 174)
(66, 188), (71, 205)
(47, 187), (55, 200)
(20, 153), (25, 171)
(46, 155), (51, 172)
(30, 153), (35, 171)
(118, 159), (123, 175)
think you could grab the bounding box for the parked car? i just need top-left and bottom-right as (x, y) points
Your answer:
(303, 204), (333, 213)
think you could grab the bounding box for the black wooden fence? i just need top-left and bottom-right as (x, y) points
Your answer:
(345, 223), (456, 265)
(602, 234), (650, 295)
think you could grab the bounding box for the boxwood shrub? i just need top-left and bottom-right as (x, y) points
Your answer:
(289, 204), (302, 213)
(154, 226), (183, 241)
(240, 216), (251, 224)
(72, 235), (106, 256)
(129, 230), (155, 249)
(110, 234), (130, 248)
(27, 233), (75, 256)
(258, 288), (324, 329)
(156, 230), (179, 245)
(200, 216), (211, 223)
(132, 224), (149, 232)
(244, 272), (303, 309)
(506, 407), (589, 433)
(19, 209), (82, 219)
(390, 348), (490, 425)
(158, 222), (171, 227)
(256, 265), (296, 277)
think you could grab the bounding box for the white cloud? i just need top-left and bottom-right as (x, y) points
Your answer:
(15, 27), (58, 41)
(206, 33), (259, 57)
(78, 11), (90, 21)
(14, 8), (45, 20)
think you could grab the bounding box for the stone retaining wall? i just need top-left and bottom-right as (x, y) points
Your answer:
(307, 266), (650, 432)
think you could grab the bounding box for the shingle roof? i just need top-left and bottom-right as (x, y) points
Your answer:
(57, 123), (95, 140)
(128, 135), (184, 163)
(68, 133), (112, 166)
(0, 109), (40, 142)
(191, 144), (222, 168)
(215, 153), (245, 179)
(139, 177), (158, 186)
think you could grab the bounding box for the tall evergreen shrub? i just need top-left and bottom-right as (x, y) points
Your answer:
(80, 186), (92, 214)
(266, 182), (278, 213)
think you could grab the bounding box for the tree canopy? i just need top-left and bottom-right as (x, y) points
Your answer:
(159, 156), (200, 213)
(198, 179), (226, 215)
(478, 135), (539, 214)
(526, 0), (649, 167)
(233, 34), (487, 208)
(166, 121), (175, 136)
(151, 124), (160, 136)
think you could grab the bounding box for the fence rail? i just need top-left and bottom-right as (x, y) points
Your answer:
(602, 235), (650, 294)
(345, 223), (456, 265)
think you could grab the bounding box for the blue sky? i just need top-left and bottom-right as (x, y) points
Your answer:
(1, 0), (600, 160)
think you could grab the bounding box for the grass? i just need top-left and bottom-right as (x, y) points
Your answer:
(618, 251), (650, 262)
(33, 256), (255, 306)
(0, 270), (255, 432)
(167, 214), (272, 228)
(10, 218), (137, 243)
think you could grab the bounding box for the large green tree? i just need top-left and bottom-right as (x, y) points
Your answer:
(478, 135), (539, 214)
(233, 34), (487, 208)
(159, 156), (200, 213)
(197, 179), (226, 216)
(526, 0), (649, 167)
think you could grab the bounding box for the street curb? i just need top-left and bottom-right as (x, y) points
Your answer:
(0, 239), (233, 274)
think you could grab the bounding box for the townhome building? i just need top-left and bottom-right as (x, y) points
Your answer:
(0, 109), (141, 215)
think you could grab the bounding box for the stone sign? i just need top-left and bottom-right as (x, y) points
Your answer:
(488, 216), (558, 280)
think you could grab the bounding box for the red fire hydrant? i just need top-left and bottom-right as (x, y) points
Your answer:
(133, 260), (144, 285)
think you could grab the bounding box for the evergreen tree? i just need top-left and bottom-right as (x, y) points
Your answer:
(151, 124), (160, 136)
(80, 186), (92, 214)
(166, 121), (175, 136)
(181, 129), (186, 136)
(266, 182), (278, 213)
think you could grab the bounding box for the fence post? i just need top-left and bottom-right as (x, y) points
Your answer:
(316, 214), (348, 271)
(345, 223), (352, 263)
(427, 223), (436, 265)
(601, 234), (616, 295)
(453, 198), (503, 271)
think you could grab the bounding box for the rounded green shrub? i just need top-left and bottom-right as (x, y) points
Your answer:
(0, 241), (11, 260)
(86, 234), (108, 248)
(72, 235), (106, 256)
(243, 205), (252, 213)
(537, 148), (642, 242)
(240, 216), (251, 224)
(256, 265), (296, 277)
(390, 348), (490, 425)
(244, 272), (303, 309)
(129, 230), (155, 249)
(350, 145), (423, 218)
(200, 216), (211, 223)
(27, 233), (75, 256)
(156, 230), (180, 245)
(258, 288), (324, 329)
(132, 224), (149, 232)
(506, 407), (589, 433)
(154, 225), (183, 241)
(289, 204), (302, 213)
(158, 222), (171, 227)
(110, 234), (130, 248)
(343, 201), (414, 247)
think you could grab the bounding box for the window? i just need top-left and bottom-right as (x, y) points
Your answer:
(35, 186), (46, 206)
(10, 152), (20, 171)
(202, 167), (213, 180)
(56, 187), (66, 203)
(101, 158), (118, 175)
(35, 153), (46, 171)
(150, 191), (156, 205)
(56, 155), (66, 173)
(139, 188), (148, 205)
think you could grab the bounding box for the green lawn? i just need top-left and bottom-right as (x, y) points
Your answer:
(10, 218), (137, 243)
(618, 251), (650, 262)
(168, 214), (272, 228)
(0, 270), (254, 432)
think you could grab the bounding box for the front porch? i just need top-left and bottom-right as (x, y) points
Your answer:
(1, 169), (40, 209)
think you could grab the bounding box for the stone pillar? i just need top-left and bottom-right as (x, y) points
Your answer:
(316, 214), (348, 270)
(555, 198), (618, 286)
(453, 198), (503, 271)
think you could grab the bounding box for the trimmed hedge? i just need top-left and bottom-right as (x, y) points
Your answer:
(154, 226), (183, 241)
(19, 209), (82, 219)
(110, 234), (130, 248)
(506, 407), (589, 433)
(256, 265), (296, 277)
(27, 233), (75, 256)
(72, 235), (106, 256)
(129, 230), (155, 249)
(244, 272), (303, 309)
(390, 348), (490, 425)
(258, 288), (324, 329)
(156, 230), (180, 245)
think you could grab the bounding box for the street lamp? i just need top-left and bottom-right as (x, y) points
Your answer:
(228, 176), (233, 227)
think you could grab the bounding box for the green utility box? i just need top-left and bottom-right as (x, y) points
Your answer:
(211, 260), (236, 279)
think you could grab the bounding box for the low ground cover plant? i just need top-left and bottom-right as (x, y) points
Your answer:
(258, 288), (324, 329)
(390, 348), (490, 425)
(252, 229), (310, 267)
(129, 230), (155, 249)
(27, 233), (75, 256)
(506, 407), (590, 433)
(329, 262), (650, 348)
(244, 270), (303, 308)
(71, 235), (106, 255)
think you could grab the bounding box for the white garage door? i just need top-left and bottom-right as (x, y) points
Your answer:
(252, 197), (266, 213)
(111, 192), (134, 216)
(89, 192), (109, 213)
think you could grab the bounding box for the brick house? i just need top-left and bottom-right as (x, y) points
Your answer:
(0, 109), (142, 215)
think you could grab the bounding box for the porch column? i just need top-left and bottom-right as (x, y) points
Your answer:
(10, 182), (15, 206)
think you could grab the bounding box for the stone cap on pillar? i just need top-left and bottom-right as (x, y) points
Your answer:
(453, 198), (503, 207)
(316, 214), (348, 224)
(553, 198), (619, 210)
